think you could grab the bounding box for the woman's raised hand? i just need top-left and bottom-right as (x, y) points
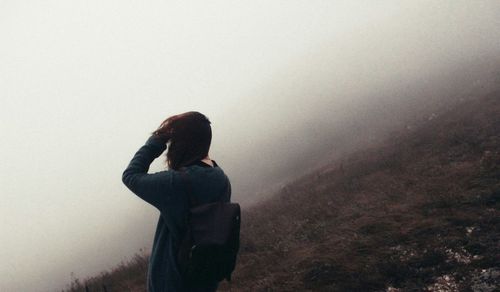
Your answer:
(151, 113), (190, 143)
(151, 117), (174, 144)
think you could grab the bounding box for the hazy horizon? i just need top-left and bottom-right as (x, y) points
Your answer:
(1, 1), (499, 291)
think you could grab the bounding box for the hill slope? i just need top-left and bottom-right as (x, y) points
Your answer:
(218, 91), (500, 291)
(61, 91), (499, 291)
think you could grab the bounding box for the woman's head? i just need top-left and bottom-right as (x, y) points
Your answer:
(153, 111), (212, 170)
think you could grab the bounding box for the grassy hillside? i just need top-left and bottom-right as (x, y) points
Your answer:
(62, 91), (499, 291)
(220, 91), (499, 291)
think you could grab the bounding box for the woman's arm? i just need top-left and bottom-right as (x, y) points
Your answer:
(122, 135), (172, 211)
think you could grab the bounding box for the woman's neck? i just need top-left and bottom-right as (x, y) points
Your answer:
(201, 156), (214, 167)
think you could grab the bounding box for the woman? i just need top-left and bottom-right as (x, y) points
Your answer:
(122, 111), (232, 291)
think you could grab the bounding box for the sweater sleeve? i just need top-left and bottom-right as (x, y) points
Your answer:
(122, 135), (172, 211)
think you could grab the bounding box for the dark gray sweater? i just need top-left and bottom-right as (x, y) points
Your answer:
(122, 135), (231, 291)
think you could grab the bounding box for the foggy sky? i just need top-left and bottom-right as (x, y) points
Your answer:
(1, 1), (499, 291)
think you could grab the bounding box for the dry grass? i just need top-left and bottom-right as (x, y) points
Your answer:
(61, 249), (148, 292)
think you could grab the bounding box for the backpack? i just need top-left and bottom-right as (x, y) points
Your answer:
(177, 167), (241, 288)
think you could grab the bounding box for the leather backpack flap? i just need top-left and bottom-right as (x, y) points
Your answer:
(189, 202), (241, 246)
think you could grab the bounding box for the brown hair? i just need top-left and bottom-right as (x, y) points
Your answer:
(152, 111), (212, 170)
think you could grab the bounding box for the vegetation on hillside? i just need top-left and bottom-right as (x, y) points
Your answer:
(222, 91), (499, 291)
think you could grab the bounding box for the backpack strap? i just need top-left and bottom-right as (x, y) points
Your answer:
(179, 167), (199, 207)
